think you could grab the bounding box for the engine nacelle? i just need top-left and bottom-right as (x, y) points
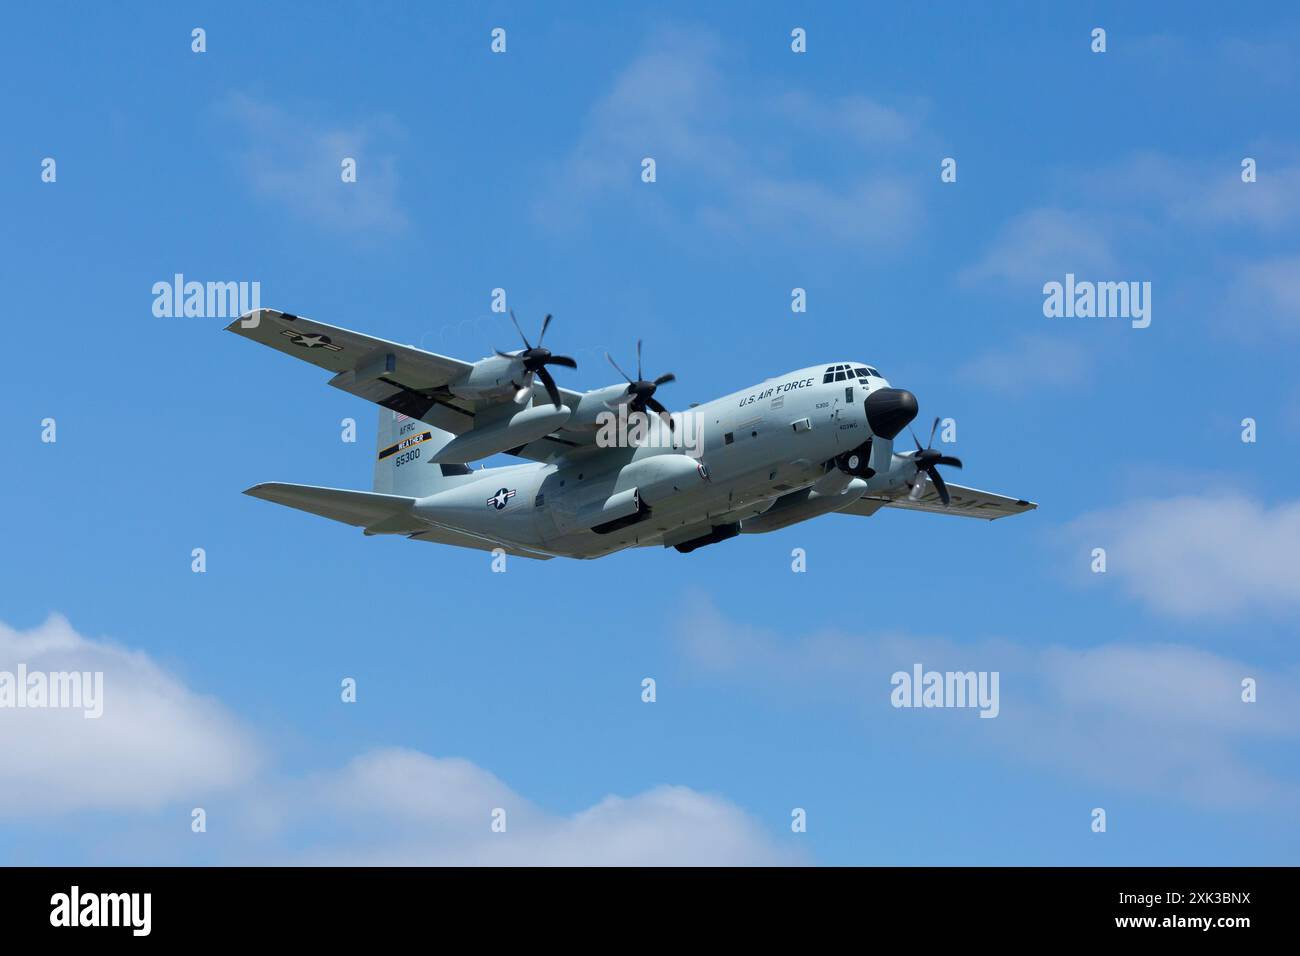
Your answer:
(431, 404), (572, 463)
(616, 453), (709, 503)
(560, 384), (635, 431)
(741, 477), (870, 534)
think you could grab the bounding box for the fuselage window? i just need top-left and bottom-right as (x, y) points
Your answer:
(845, 386), (854, 402)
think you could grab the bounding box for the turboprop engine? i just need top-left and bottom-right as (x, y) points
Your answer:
(615, 453), (709, 503)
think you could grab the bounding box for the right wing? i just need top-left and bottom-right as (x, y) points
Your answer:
(840, 482), (1037, 520)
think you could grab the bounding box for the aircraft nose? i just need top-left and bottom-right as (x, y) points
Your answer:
(864, 387), (919, 439)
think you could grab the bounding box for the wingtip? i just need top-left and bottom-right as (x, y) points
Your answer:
(225, 308), (291, 334)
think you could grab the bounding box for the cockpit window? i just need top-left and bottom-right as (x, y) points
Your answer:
(826, 363), (878, 384)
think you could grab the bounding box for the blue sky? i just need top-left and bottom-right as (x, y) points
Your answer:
(1, 1), (1298, 864)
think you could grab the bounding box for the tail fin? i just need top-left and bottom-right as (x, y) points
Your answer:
(373, 409), (474, 497)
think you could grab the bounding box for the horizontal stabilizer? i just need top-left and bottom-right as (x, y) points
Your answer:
(244, 482), (424, 534)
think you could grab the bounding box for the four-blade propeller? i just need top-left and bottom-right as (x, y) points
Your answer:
(604, 340), (678, 430)
(907, 417), (963, 506)
(496, 311), (578, 409)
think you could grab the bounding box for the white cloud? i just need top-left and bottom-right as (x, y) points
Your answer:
(536, 29), (926, 252)
(676, 597), (1300, 809)
(961, 208), (1118, 286)
(0, 615), (260, 816)
(271, 748), (798, 866)
(1078, 152), (1300, 232)
(1231, 254), (1300, 331)
(219, 92), (407, 233)
(964, 153), (1300, 312)
(772, 90), (922, 147)
(0, 616), (793, 865)
(957, 335), (1090, 394)
(1069, 494), (1300, 617)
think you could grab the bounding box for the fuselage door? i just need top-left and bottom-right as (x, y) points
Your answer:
(832, 382), (857, 448)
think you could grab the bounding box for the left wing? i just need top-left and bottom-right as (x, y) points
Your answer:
(225, 309), (589, 458)
(840, 482), (1036, 521)
(225, 309), (479, 431)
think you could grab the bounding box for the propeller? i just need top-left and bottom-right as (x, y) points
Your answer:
(495, 311), (577, 409)
(605, 340), (677, 430)
(906, 417), (963, 506)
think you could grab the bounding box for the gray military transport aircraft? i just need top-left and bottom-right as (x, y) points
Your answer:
(228, 309), (1035, 560)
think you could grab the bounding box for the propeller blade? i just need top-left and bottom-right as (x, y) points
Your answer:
(605, 352), (634, 383)
(536, 365), (562, 410)
(645, 396), (674, 430)
(909, 426), (923, 454)
(494, 348), (518, 360)
(546, 354), (578, 369)
(935, 455), (963, 469)
(537, 313), (552, 346)
(653, 372), (676, 386)
(636, 339), (643, 381)
(508, 309), (530, 349)
(927, 417), (940, 449)
(926, 466), (951, 506)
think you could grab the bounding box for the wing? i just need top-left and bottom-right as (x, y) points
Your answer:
(840, 482), (1037, 520)
(225, 309), (589, 459)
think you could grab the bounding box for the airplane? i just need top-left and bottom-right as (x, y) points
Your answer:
(226, 309), (1035, 560)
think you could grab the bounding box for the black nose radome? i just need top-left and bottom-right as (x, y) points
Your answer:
(864, 388), (919, 440)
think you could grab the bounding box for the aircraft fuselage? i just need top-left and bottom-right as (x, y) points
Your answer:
(414, 364), (911, 558)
